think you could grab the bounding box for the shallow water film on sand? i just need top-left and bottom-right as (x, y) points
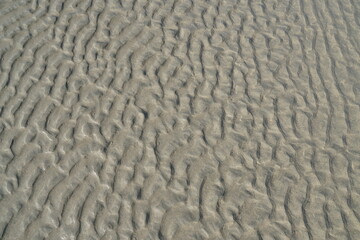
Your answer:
(0, 0), (360, 239)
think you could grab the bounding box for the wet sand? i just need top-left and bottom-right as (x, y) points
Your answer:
(0, 0), (360, 239)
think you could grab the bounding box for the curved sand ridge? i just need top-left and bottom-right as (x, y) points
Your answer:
(0, 0), (360, 239)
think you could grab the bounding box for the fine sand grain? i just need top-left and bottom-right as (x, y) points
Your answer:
(0, 0), (360, 239)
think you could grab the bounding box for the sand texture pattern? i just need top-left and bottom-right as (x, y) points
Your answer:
(1, 0), (360, 239)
